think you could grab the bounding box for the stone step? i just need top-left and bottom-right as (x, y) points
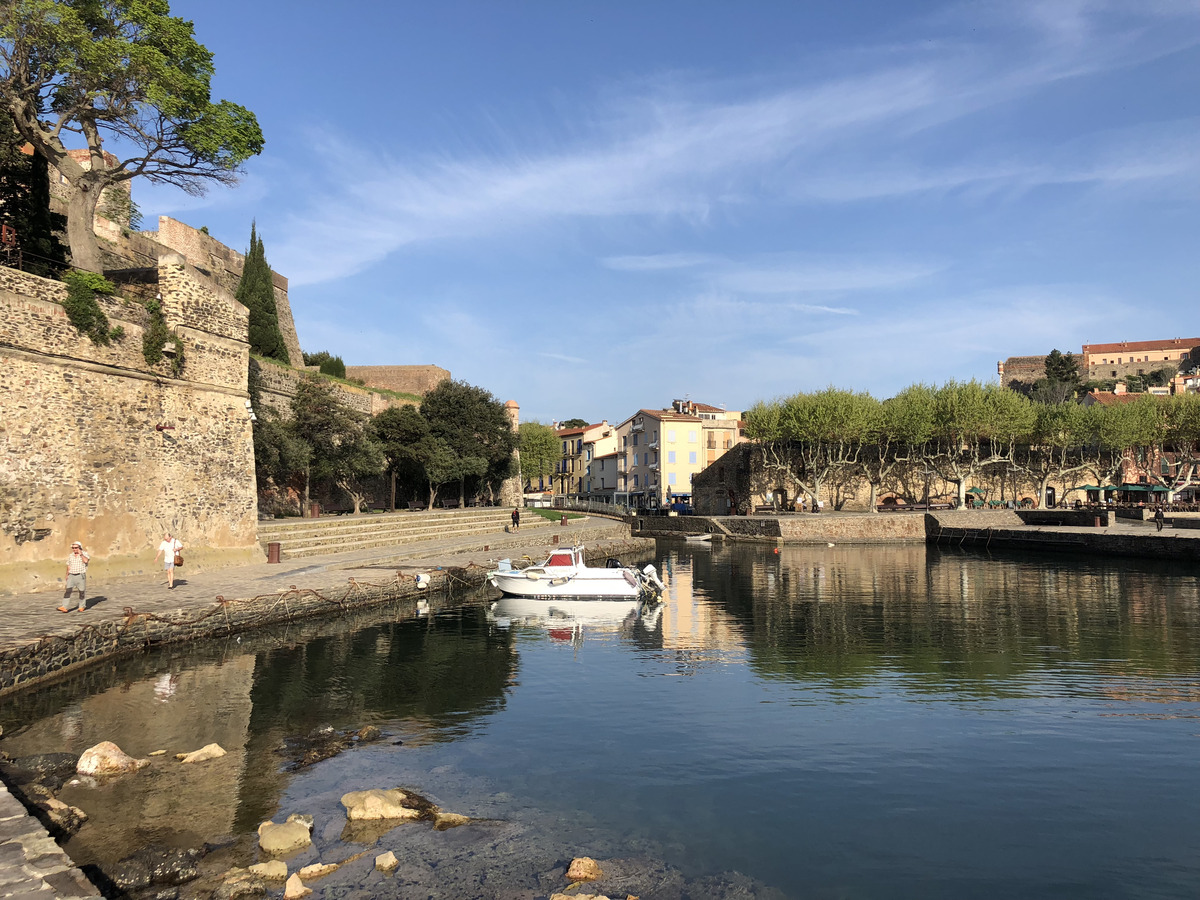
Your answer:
(260, 513), (556, 560)
(258, 508), (508, 540)
(258, 515), (514, 543)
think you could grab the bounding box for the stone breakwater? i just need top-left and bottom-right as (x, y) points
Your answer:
(0, 537), (655, 698)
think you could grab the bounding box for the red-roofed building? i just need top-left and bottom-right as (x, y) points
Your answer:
(552, 421), (616, 497)
(1082, 338), (1199, 382)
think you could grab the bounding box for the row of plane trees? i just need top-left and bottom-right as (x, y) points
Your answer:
(743, 381), (1200, 510)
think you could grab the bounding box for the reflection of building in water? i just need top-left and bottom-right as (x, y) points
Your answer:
(5, 656), (256, 864)
(658, 550), (749, 664)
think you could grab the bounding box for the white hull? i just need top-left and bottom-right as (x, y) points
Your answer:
(488, 567), (644, 599)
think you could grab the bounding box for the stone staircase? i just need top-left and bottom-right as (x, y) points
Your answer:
(256, 508), (552, 560)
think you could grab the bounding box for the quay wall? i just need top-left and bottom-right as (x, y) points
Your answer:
(0, 258), (263, 596)
(634, 513), (927, 543)
(0, 536), (655, 697)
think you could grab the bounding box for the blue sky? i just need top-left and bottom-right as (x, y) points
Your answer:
(135, 0), (1200, 424)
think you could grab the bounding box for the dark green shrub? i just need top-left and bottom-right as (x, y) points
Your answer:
(61, 270), (123, 345)
(142, 298), (185, 376)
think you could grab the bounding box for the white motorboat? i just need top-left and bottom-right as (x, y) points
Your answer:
(487, 546), (665, 601)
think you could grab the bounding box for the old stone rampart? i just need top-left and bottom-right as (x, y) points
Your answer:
(0, 259), (263, 594)
(150, 217), (303, 367)
(345, 364), (450, 397)
(251, 356), (414, 418)
(633, 513), (927, 542)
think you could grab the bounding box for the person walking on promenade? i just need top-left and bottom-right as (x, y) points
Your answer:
(58, 541), (90, 612)
(1154, 507), (1165, 532)
(511, 506), (521, 532)
(155, 531), (183, 589)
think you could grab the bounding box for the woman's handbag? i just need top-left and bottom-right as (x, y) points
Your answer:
(173, 550), (183, 567)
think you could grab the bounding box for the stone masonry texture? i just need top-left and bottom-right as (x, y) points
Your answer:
(0, 259), (263, 595)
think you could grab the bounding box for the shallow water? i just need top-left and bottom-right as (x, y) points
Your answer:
(5, 543), (1200, 898)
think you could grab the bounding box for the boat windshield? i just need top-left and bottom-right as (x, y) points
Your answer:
(546, 552), (575, 567)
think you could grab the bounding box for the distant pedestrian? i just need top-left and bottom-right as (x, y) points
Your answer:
(155, 531), (183, 588)
(511, 507), (520, 532)
(58, 541), (89, 612)
(1154, 507), (1165, 532)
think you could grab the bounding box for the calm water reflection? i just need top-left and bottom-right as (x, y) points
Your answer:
(4, 544), (1200, 899)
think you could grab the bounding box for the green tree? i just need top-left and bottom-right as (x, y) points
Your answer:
(1043, 349), (1082, 387)
(302, 350), (345, 379)
(421, 380), (516, 505)
(237, 223), (288, 363)
(518, 421), (558, 490)
(291, 377), (382, 514)
(372, 404), (432, 508)
(558, 417), (589, 429)
(0, 110), (67, 277)
(0, 0), (264, 272)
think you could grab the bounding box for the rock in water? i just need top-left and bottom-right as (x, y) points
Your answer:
(248, 861), (288, 881)
(433, 812), (470, 830)
(341, 788), (422, 821)
(77, 741), (149, 776)
(257, 814), (314, 854)
(567, 857), (604, 882)
(283, 873), (311, 899)
(375, 851), (399, 873)
(298, 863), (339, 880)
(176, 743), (227, 763)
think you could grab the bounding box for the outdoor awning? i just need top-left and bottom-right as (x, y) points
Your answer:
(966, 487), (986, 495)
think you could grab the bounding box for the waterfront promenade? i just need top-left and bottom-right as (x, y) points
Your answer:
(0, 516), (632, 657)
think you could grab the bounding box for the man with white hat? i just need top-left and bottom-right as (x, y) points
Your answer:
(58, 541), (90, 612)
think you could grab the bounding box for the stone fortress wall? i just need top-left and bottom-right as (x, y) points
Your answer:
(345, 364), (451, 398)
(0, 257), (265, 595)
(148, 217), (304, 369)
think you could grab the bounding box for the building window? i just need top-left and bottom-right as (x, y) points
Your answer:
(667, 450), (676, 463)
(718, 466), (725, 483)
(688, 430), (697, 442)
(633, 475), (639, 487)
(633, 434), (639, 446)
(633, 453), (638, 467)
(668, 473), (676, 485)
(667, 429), (676, 442)
(689, 451), (697, 464)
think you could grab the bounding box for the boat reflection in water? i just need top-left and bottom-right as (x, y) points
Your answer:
(489, 594), (663, 642)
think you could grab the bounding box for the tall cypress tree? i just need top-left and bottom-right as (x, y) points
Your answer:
(236, 222), (289, 363)
(0, 112), (68, 277)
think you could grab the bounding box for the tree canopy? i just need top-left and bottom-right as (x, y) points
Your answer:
(518, 422), (558, 489)
(0, 0), (264, 271)
(421, 380), (516, 505)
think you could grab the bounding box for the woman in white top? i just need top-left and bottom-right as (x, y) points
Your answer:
(154, 531), (183, 588)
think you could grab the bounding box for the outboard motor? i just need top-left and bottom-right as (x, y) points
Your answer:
(641, 564), (667, 593)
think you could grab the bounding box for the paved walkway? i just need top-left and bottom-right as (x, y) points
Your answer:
(0, 516), (633, 655)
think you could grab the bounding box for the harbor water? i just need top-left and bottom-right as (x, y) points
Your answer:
(3, 542), (1200, 898)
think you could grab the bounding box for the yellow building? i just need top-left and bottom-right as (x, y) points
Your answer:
(615, 400), (743, 509)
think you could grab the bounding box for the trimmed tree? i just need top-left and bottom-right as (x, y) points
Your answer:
(237, 222), (288, 363)
(518, 422), (558, 491)
(421, 380), (516, 506)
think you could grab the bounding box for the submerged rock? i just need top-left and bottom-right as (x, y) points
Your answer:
(214, 869), (266, 900)
(77, 741), (149, 776)
(275, 723), (387, 771)
(176, 742), (227, 763)
(297, 862), (339, 880)
(248, 860), (288, 881)
(258, 814), (314, 854)
(433, 811), (471, 831)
